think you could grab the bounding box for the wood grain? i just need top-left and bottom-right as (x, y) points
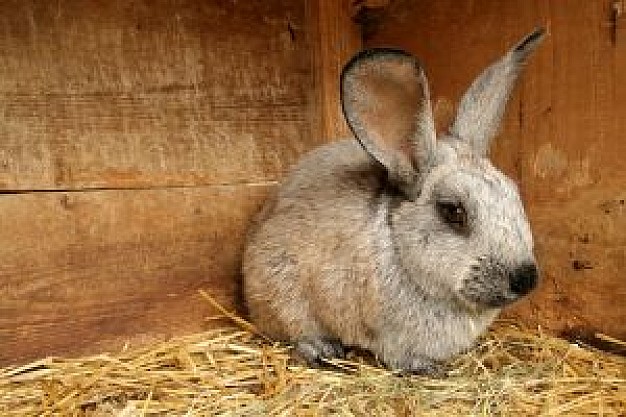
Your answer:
(0, 0), (322, 364)
(367, 0), (626, 339)
(308, 0), (362, 141)
(0, 0), (319, 191)
(0, 184), (272, 365)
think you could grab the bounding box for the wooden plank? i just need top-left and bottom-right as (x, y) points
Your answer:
(510, 0), (626, 340)
(308, 0), (362, 141)
(0, 184), (272, 365)
(366, 0), (626, 339)
(0, 0), (318, 190)
(516, 182), (626, 340)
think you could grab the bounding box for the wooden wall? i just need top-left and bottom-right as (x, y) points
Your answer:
(2, 0), (623, 365)
(0, 0), (361, 365)
(366, 0), (626, 341)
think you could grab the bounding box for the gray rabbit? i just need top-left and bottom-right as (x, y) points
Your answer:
(243, 28), (545, 374)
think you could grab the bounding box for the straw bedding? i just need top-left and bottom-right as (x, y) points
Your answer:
(2, 300), (625, 416)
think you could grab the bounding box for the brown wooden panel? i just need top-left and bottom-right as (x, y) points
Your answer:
(518, 181), (626, 339)
(0, 184), (272, 365)
(308, 0), (362, 141)
(0, 0), (318, 191)
(367, 0), (626, 338)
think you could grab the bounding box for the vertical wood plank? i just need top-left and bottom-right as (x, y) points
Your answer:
(308, 0), (362, 141)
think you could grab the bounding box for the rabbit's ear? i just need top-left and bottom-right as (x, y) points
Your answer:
(450, 27), (545, 157)
(341, 48), (436, 198)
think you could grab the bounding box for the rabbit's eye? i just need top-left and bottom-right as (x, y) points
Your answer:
(436, 202), (469, 233)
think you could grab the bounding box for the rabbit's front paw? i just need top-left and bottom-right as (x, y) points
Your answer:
(295, 337), (345, 366)
(393, 356), (445, 377)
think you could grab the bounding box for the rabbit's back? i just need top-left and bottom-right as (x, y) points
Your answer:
(275, 139), (382, 204)
(243, 139), (391, 347)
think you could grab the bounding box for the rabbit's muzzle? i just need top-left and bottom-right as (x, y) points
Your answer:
(460, 259), (539, 308)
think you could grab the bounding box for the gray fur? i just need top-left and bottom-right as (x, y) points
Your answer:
(450, 27), (545, 155)
(243, 29), (544, 374)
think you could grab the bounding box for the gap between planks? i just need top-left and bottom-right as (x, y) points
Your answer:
(0, 180), (279, 195)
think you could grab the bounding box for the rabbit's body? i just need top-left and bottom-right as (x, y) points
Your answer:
(243, 29), (545, 373)
(245, 139), (499, 370)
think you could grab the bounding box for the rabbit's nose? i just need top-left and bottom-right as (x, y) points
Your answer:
(509, 263), (539, 296)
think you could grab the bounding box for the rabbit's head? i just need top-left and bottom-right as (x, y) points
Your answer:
(341, 29), (545, 311)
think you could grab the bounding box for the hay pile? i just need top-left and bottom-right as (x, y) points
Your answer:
(1, 311), (625, 416)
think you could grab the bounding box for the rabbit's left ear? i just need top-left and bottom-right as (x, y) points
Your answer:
(341, 48), (437, 198)
(450, 27), (546, 156)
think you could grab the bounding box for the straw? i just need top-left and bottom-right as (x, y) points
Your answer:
(1, 296), (624, 416)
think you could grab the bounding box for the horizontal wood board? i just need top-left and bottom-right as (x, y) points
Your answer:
(0, 185), (272, 364)
(0, 0), (320, 191)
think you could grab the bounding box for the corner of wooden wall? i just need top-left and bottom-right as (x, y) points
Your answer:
(307, 0), (363, 141)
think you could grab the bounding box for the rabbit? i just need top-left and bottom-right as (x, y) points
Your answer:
(243, 28), (545, 374)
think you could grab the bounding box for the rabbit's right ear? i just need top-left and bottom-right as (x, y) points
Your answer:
(341, 48), (436, 198)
